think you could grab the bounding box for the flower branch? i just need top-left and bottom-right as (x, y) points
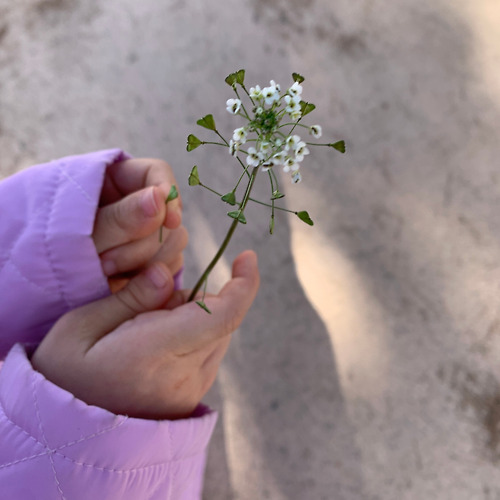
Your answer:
(184, 69), (345, 312)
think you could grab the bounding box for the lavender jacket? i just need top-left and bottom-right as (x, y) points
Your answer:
(0, 150), (217, 499)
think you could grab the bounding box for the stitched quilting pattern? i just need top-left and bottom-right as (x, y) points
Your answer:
(0, 365), (206, 499)
(0, 159), (97, 306)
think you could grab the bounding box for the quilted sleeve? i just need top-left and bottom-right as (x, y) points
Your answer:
(0, 149), (128, 359)
(0, 344), (217, 499)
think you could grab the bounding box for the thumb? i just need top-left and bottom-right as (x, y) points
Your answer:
(163, 250), (260, 354)
(93, 186), (167, 254)
(73, 262), (174, 346)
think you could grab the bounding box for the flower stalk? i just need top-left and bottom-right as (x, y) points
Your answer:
(185, 70), (345, 312)
(187, 166), (259, 303)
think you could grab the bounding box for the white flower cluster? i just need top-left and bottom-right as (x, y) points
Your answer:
(225, 79), (323, 184)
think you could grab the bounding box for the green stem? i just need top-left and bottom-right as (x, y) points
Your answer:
(198, 180), (292, 213)
(279, 122), (310, 129)
(241, 84), (256, 107)
(199, 183), (223, 197)
(215, 130), (230, 146)
(270, 167), (280, 192)
(248, 197), (295, 213)
(234, 168), (248, 191)
(202, 141), (227, 147)
(234, 89), (252, 120)
(188, 166), (260, 302)
(288, 116), (303, 136)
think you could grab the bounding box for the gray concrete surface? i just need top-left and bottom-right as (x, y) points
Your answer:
(1, 0), (500, 498)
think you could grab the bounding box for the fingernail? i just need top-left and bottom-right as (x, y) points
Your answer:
(145, 263), (170, 289)
(101, 259), (117, 277)
(142, 187), (160, 218)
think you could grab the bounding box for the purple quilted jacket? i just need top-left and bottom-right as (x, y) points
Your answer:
(0, 150), (217, 499)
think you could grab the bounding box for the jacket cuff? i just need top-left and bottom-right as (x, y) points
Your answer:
(42, 149), (129, 309)
(0, 149), (129, 358)
(0, 344), (217, 499)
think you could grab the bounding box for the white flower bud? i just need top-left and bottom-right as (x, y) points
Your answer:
(226, 98), (242, 114)
(309, 125), (322, 139)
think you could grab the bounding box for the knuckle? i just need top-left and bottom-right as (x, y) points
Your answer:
(146, 158), (173, 177)
(153, 158), (172, 170)
(108, 200), (132, 233)
(154, 159), (172, 171)
(115, 282), (148, 315)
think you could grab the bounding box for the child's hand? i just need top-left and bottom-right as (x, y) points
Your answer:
(31, 251), (259, 420)
(92, 158), (186, 290)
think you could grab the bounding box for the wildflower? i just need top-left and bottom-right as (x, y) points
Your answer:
(284, 95), (301, 116)
(259, 141), (272, 155)
(246, 147), (264, 166)
(229, 140), (239, 157)
(226, 98), (242, 114)
(285, 135), (301, 151)
(288, 81), (303, 98)
(272, 150), (287, 164)
(294, 142), (310, 162)
(262, 81), (280, 106)
(233, 126), (248, 144)
(309, 125), (322, 139)
(261, 159), (275, 172)
(185, 69), (346, 312)
(249, 85), (262, 99)
(270, 80), (281, 92)
(283, 156), (298, 173)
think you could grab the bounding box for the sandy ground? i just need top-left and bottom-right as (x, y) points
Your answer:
(1, 0), (500, 498)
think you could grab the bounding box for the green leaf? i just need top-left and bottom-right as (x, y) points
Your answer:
(269, 217), (275, 235)
(221, 191), (236, 205)
(300, 101), (316, 117)
(292, 72), (305, 84)
(187, 134), (202, 151)
(196, 301), (212, 314)
(225, 72), (238, 87)
(271, 190), (285, 200)
(196, 114), (216, 131)
(296, 210), (314, 226)
(236, 69), (245, 85)
(188, 165), (200, 186)
(329, 140), (346, 153)
(225, 69), (245, 87)
(166, 185), (178, 203)
(227, 210), (247, 224)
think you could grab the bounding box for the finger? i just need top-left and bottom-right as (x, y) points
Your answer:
(74, 262), (175, 346)
(166, 254), (184, 279)
(103, 159), (179, 198)
(99, 225), (188, 277)
(165, 250), (260, 354)
(100, 232), (160, 277)
(101, 158), (182, 229)
(151, 225), (188, 268)
(93, 186), (166, 254)
(104, 254), (183, 294)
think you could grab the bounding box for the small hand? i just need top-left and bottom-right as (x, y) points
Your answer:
(92, 158), (186, 290)
(31, 251), (259, 420)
